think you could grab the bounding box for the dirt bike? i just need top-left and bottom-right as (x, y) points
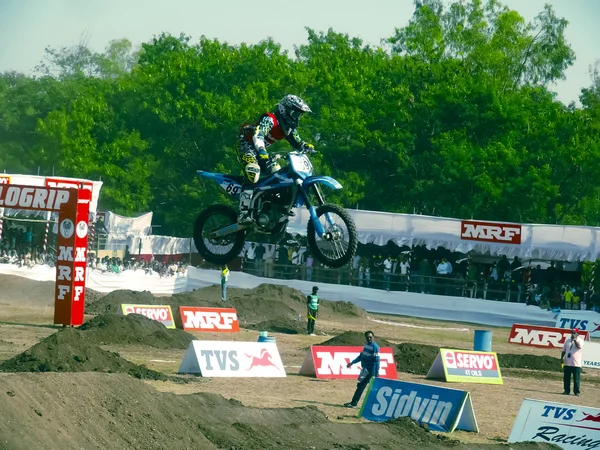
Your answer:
(193, 149), (358, 268)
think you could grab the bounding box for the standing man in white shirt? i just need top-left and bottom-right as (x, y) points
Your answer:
(383, 256), (392, 291)
(561, 328), (585, 396)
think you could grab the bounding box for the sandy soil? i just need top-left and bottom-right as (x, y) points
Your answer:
(0, 273), (595, 449)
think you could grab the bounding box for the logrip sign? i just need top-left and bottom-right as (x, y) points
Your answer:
(298, 346), (398, 379)
(460, 220), (522, 244)
(509, 399), (600, 449)
(359, 378), (478, 433)
(0, 185), (72, 211)
(179, 307), (240, 332)
(508, 324), (590, 349)
(178, 340), (286, 377)
(427, 349), (503, 385)
(118, 304), (175, 329)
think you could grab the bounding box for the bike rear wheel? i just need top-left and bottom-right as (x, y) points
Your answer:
(307, 204), (358, 268)
(193, 205), (246, 265)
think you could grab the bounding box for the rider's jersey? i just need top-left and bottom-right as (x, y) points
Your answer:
(240, 113), (305, 151)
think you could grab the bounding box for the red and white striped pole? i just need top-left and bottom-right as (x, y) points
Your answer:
(42, 212), (51, 253)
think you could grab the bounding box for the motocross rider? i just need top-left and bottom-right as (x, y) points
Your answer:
(236, 94), (314, 224)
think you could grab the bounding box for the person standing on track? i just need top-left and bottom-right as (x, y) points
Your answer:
(221, 265), (230, 301)
(344, 331), (380, 408)
(561, 327), (585, 396)
(306, 286), (319, 335)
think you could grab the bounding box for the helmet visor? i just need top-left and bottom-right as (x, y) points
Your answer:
(289, 109), (304, 121)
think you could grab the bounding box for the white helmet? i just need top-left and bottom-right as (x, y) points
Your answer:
(276, 94), (311, 131)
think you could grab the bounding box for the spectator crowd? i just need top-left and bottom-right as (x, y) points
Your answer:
(238, 241), (600, 313)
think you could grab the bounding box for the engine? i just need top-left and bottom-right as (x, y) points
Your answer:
(254, 190), (291, 231)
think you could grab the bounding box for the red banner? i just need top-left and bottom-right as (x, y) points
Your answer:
(299, 345), (397, 379)
(180, 307), (240, 332)
(460, 220), (522, 244)
(508, 324), (590, 348)
(54, 188), (91, 326)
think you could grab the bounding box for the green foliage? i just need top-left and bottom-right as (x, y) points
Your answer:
(1, 0), (599, 237)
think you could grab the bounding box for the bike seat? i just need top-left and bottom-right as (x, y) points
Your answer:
(223, 175), (245, 183)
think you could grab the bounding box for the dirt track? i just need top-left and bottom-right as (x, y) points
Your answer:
(1, 273), (596, 449)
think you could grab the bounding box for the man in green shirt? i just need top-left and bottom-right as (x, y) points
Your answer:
(306, 286), (319, 336)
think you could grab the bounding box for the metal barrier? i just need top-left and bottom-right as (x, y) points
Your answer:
(239, 261), (532, 303)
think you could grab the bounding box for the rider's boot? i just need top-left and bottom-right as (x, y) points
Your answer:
(238, 189), (254, 224)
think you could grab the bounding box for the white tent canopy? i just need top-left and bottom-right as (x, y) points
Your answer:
(287, 209), (600, 262)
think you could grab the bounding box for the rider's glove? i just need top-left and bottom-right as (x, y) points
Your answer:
(301, 143), (315, 154)
(258, 148), (269, 160)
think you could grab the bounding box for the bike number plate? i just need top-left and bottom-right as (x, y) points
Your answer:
(220, 180), (242, 196)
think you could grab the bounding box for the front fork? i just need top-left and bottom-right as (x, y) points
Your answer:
(300, 184), (335, 238)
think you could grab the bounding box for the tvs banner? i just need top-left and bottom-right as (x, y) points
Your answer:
(179, 306), (240, 332)
(427, 349), (503, 385)
(583, 342), (600, 370)
(509, 399), (600, 449)
(178, 340), (286, 377)
(508, 324), (590, 349)
(555, 311), (600, 339)
(118, 304), (175, 329)
(298, 346), (398, 379)
(359, 378), (478, 433)
(460, 220), (522, 244)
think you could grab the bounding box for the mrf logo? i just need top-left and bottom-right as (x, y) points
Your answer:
(56, 245), (86, 302)
(509, 324), (590, 348)
(180, 307), (240, 332)
(312, 346), (397, 379)
(460, 220), (522, 244)
(46, 177), (93, 192)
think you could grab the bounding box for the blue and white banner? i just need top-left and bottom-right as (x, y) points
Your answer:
(509, 399), (600, 449)
(583, 342), (600, 370)
(555, 311), (600, 338)
(358, 378), (478, 433)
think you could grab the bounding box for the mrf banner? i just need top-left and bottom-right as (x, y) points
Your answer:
(427, 349), (503, 385)
(359, 378), (478, 433)
(509, 399), (600, 449)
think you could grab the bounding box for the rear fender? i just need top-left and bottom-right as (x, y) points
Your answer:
(197, 170), (243, 197)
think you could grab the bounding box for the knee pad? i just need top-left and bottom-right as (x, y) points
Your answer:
(245, 163), (261, 183)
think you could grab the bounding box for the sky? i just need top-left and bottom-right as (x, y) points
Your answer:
(0, 0), (598, 105)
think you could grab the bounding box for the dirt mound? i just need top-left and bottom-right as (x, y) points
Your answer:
(394, 343), (564, 375)
(0, 328), (168, 381)
(83, 288), (105, 305)
(498, 353), (562, 372)
(85, 289), (157, 314)
(0, 372), (558, 450)
(0, 274), (55, 306)
(318, 331), (394, 348)
(245, 317), (306, 334)
(78, 313), (195, 349)
(395, 343), (441, 375)
(321, 299), (365, 317)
